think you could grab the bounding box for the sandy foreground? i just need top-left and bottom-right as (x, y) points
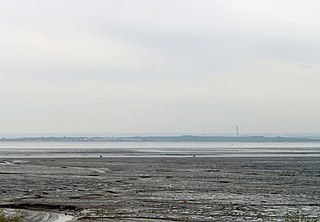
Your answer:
(1, 157), (320, 221)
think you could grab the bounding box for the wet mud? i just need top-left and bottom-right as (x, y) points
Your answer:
(1, 157), (320, 221)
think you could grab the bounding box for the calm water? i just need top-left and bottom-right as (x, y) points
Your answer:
(1, 142), (320, 158)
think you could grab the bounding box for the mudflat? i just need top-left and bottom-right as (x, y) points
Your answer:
(1, 157), (320, 221)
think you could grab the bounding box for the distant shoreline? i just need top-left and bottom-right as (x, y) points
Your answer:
(1, 135), (320, 143)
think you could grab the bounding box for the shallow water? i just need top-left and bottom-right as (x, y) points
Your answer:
(1, 141), (320, 158)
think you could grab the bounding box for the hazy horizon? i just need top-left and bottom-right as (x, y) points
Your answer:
(1, 0), (320, 135)
(1, 132), (320, 139)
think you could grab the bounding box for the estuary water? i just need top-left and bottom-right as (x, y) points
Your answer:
(1, 141), (320, 158)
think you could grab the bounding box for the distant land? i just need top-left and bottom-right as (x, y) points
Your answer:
(1, 135), (320, 143)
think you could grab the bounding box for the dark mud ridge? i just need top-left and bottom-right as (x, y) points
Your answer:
(0, 203), (81, 212)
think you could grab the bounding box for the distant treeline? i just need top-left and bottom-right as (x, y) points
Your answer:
(1, 135), (320, 142)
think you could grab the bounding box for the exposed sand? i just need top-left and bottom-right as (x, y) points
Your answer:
(1, 208), (74, 222)
(1, 157), (320, 221)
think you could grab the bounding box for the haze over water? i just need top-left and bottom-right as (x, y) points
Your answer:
(1, 142), (320, 158)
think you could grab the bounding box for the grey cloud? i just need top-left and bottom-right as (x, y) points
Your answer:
(1, 0), (320, 135)
(252, 36), (320, 63)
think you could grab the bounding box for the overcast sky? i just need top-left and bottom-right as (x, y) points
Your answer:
(1, 0), (320, 136)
